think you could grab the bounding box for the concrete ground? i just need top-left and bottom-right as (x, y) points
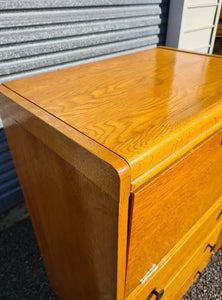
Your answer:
(0, 202), (221, 300)
(0, 205), (56, 300)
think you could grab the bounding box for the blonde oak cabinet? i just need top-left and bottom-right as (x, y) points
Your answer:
(0, 47), (222, 300)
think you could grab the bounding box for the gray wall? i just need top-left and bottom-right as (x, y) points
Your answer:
(0, 0), (169, 83)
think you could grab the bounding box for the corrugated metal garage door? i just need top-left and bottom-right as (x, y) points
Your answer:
(0, 128), (23, 213)
(0, 0), (169, 83)
(0, 0), (169, 212)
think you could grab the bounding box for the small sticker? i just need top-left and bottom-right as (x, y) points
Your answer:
(140, 264), (158, 284)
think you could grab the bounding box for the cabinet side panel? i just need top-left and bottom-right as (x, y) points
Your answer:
(4, 120), (119, 300)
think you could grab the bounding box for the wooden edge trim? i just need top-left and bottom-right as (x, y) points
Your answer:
(131, 100), (222, 191)
(158, 46), (222, 59)
(132, 122), (222, 192)
(0, 85), (131, 199)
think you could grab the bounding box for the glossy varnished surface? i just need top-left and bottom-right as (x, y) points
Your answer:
(3, 48), (222, 189)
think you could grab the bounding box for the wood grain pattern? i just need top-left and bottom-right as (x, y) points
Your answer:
(3, 47), (222, 189)
(3, 119), (119, 300)
(0, 91), (131, 300)
(126, 195), (222, 300)
(126, 128), (222, 296)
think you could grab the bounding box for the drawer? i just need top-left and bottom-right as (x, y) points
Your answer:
(126, 129), (222, 296)
(165, 223), (222, 300)
(126, 196), (222, 299)
(184, 5), (217, 30)
(180, 28), (213, 50)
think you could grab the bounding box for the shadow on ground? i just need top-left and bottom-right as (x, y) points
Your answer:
(0, 217), (57, 300)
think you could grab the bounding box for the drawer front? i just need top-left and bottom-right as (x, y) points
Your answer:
(184, 5), (217, 30)
(180, 28), (213, 50)
(126, 197), (222, 300)
(165, 224), (222, 300)
(126, 129), (222, 296)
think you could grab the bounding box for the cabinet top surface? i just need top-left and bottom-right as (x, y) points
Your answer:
(3, 47), (222, 186)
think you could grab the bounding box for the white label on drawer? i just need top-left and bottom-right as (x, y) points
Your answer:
(140, 264), (158, 284)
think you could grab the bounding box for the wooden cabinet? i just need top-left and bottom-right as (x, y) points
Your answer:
(0, 47), (222, 300)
